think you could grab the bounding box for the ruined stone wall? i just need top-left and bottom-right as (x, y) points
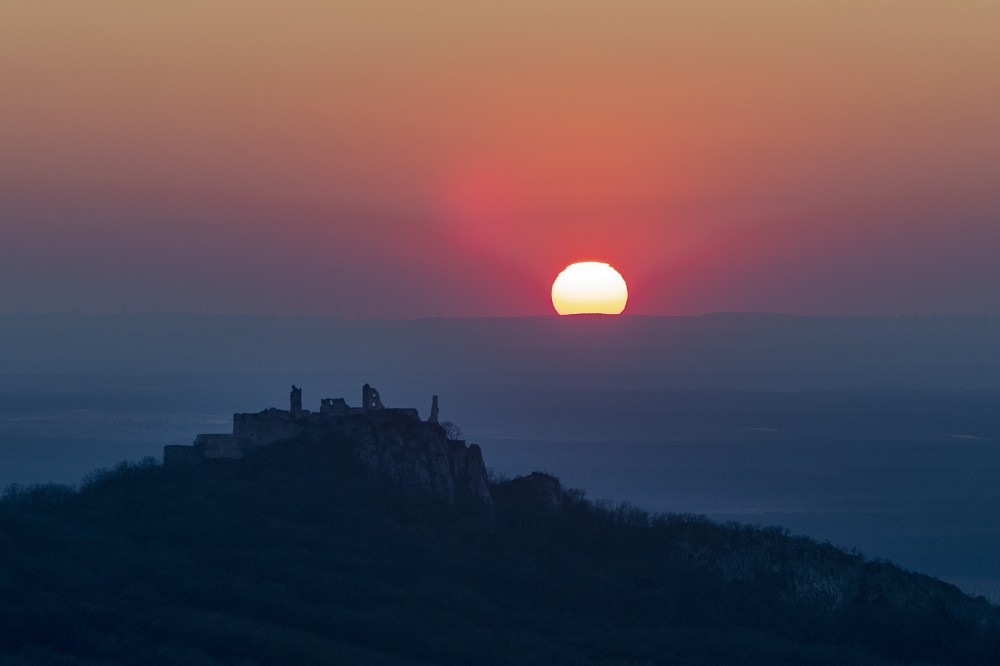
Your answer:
(320, 398), (349, 416)
(233, 410), (306, 450)
(195, 434), (241, 459)
(162, 386), (487, 505)
(387, 407), (420, 420)
(362, 384), (384, 410)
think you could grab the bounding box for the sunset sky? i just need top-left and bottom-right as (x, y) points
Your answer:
(2, 1), (998, 317)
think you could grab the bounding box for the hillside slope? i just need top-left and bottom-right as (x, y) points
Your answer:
(1, 432), (999, 664)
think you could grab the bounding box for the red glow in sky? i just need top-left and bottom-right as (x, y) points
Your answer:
(1, 2), (998, 317)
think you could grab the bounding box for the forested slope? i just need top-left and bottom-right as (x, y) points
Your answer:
(1, 436), (998, 665)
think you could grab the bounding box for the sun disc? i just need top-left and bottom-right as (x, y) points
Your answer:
(551, 262), (628, 315)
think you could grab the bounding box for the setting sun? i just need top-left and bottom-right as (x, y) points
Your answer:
(551, 262), (628, 315)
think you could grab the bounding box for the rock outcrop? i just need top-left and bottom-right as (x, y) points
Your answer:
(331, 410), (491, 505)
(491, 472), (564, 513)
(165, 384), (491, 505)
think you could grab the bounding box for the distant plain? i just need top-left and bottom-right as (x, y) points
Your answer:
(2, 314), (999, 599)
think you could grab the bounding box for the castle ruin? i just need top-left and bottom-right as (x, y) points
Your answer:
(162, 383), (492, 504)
(164, 383), (425, 465)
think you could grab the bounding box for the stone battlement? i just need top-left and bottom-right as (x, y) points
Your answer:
(162, 384), (489, 504)
(165, 384), (433, 464)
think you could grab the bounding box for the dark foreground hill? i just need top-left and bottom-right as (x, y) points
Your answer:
(2, 433), (999, 664)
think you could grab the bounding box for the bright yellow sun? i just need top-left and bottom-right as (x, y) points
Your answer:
(551, 262), (628, 315)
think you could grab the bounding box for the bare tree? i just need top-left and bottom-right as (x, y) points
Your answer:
(440, 421), (463, 440)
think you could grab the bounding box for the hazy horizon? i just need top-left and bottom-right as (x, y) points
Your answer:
(5, 310), (1000, 318)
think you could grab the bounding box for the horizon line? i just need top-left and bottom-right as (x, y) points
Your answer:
(2, 311), (999, 321)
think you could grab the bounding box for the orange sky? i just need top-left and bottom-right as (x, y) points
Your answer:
(2, 1), (998, 316)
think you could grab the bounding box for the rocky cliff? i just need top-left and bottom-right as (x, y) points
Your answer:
(325, 410), (492, 505)
(492, 471), (564, 512)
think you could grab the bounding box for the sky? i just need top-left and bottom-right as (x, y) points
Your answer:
(2, 1), (998, 318)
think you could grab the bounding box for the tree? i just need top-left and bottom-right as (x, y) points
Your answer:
(440, 421), (463, 440)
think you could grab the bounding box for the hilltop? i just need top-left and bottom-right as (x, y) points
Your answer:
(1, 392), (999, 664)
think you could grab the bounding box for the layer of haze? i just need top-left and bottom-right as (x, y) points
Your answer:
(3, 313), (1000, 600)
(2, 1), (999, 317)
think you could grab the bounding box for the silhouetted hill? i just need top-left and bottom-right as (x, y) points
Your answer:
(2, 414), (999, 664)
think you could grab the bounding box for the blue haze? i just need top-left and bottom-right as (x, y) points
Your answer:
(1, 313), (999, 599)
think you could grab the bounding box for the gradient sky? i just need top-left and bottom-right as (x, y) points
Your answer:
(2, 1), (998, 317)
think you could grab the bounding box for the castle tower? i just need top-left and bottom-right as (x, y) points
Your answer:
(290, 385), (302, 414)
(429, 395), (439, 423)
(362, 383), (384, 411)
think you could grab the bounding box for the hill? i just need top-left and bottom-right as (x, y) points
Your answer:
(2, 412), (999, 664)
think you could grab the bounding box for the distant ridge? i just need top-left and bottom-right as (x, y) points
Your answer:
(2, 312), (999, 391)
(0, 313), (1000, 391)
